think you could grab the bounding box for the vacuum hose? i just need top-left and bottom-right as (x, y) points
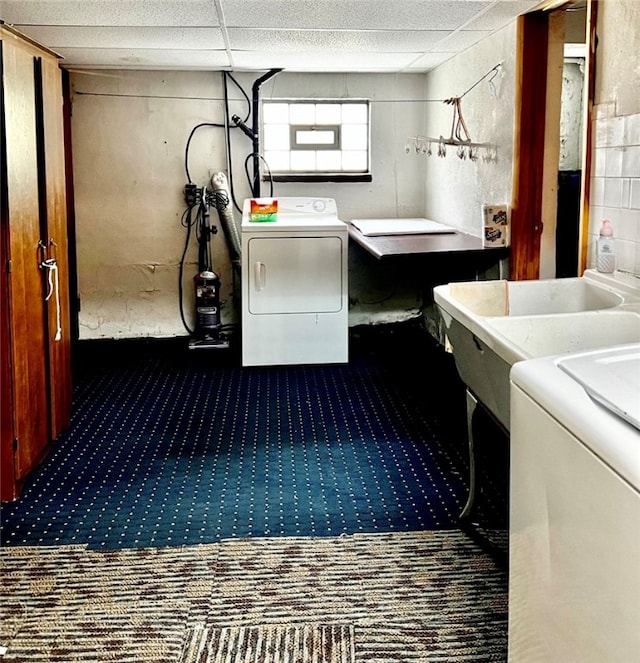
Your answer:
(210, 171), (242, 269)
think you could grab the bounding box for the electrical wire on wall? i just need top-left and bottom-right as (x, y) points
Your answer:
(222, 71), (251, 212)
(178, 202), (198, 335)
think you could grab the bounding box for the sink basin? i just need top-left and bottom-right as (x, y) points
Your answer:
(446, 276), (623, 316)
(434, 270), (640, 430)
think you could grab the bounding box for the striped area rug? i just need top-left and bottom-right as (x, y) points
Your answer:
(0, 530), (507, 662)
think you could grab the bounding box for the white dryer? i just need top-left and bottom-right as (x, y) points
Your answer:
(240, 197), (348, 367)
(508, 343), (640, 662)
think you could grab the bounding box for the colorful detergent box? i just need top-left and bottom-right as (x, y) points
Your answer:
(250, 198), (278, 222)
(482, 204), (510, 247)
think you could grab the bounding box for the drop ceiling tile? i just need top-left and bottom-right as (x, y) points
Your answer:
(231, 50), (424, 72)
(221, 0), (491, 31)
(13, 26), (226, 50)
(403, 52), (458, 71)
(55, 48), (230, 69)
(463, 0), (541, 31)
(227, 28), (451, 53)
(429, 30), (492, 52)
(1, 0), (220, 27)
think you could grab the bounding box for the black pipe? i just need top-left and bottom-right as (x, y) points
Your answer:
(251, 68), (282, 197)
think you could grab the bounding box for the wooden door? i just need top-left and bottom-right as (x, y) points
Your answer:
(40, 54), (72, 437)
(1, 30), (52, 487)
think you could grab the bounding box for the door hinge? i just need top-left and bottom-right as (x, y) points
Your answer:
(6, 259), (11, 274)
(13, 437), (18, 452)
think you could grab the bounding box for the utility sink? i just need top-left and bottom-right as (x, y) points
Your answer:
(445, 275), (624, 317)
(434, 269), (640, 431)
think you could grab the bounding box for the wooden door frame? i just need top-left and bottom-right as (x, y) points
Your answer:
(510, 0), (596, 280)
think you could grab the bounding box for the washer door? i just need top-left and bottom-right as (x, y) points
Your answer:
(557, 343), (640, 430)
(247, 236), (344, 314)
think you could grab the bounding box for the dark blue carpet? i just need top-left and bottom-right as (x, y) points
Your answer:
(1, 324), (507, 549)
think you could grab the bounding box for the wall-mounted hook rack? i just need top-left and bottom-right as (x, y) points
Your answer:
(405, 62), (502, 163)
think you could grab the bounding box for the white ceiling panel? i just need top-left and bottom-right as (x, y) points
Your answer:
(57, 48), (231, 70)
(220, 0), (491, 31)
(430, 30), (492, 53)
(0, 0), (544, 72)
(467, 0), (547, 30)
(231, 50), (425, 72)
(17, 26), (226, 50)
(227, 29), (452, 53)
(1, 0), (220, 26)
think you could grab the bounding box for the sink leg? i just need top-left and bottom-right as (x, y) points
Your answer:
(460, 389), (478, 520)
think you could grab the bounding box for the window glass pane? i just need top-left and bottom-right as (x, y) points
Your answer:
(341, 125), (368, 150)
(263, 124), (290, 150)
(316, 151), (342, 170)
(264, 150), (290, 171)
(263, 102), (289, 123)
(289, 104), (315, 123)
(315, 104), (341, 124)
(342, 151), (368, 171)
(342, 103), (368, 123)
(290, 151), (316, 170)
(295, 129), (336, 145)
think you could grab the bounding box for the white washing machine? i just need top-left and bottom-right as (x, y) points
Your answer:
(508, 343), (640, 662)
(241, 197), (348, 367)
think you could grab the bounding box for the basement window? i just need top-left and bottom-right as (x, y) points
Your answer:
(262, 100), (372, 182)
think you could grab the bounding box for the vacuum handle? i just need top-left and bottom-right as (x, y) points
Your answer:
(253, 261), (266, 290)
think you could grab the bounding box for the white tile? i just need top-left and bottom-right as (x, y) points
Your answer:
(622, 179), (631, 209)
(626, 113), (640, 146)
(616, 239), (635, 273)
(589, 205), (604, 232)
(618, 208), (640, 242)
(595, 116), (626, 147)
(591, 177), (605, 206)
(630, 179), (640, 210)
(605, 147), (624, 177)
(594, 119), (609, 149)
(622, 145), (640, 177)
(609, 116), (627, 147)
(603, 178), (624, 208)
(593, 147), (607, 177)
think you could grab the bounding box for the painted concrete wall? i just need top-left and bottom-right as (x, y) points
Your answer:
(70, 3), (640, 340)
(71, 71), (428, 338)
(588, 0), (640, 276)
(422, 22), (517, 238)
(559, 60), (584, 172)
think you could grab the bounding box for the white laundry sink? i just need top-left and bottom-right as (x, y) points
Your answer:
(444, 274), (624, 317)
(434, 270), (640, 430)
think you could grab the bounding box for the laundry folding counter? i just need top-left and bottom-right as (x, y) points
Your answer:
(348, 218), (509, 275)
(348, 218), (510, 332)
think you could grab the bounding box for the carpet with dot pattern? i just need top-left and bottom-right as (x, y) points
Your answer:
(0, 325), (508, 550)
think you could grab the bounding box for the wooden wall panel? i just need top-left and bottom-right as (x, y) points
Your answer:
(510, 12), (550, 281)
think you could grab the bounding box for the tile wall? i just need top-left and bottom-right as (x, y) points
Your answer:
(589, 106), (640, 276)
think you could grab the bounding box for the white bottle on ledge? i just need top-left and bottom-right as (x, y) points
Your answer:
(596, 219), (615, 273)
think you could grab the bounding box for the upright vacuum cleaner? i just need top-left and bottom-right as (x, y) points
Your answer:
(187, 172), (241, 350)
(187, 187), (231, 351)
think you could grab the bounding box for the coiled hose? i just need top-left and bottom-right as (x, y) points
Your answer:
(210, 171), (241, 271)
